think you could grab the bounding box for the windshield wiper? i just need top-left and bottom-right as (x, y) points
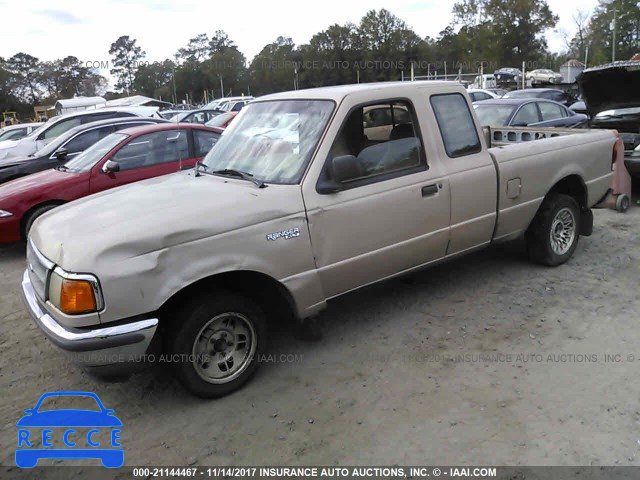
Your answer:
(210, 168), (266, 188)
(55, 164), (68, 171)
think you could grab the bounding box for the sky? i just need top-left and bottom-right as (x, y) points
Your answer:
(0, 0), (601, 82)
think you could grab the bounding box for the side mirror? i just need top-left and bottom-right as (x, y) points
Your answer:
(102, 160), (120, 173)
(54, 148), (68, 161)
(316, 155), (361, 194)
(330, 155), (361, 183)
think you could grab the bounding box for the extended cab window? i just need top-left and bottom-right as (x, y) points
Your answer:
(112, 129), (189, 170)
(430, 94), (481, 157)
(325, 100), (424, 185)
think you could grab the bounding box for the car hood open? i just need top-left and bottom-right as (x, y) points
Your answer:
(577, 61), (640, 117)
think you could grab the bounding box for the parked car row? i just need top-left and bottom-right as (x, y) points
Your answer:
(0, 106), (159, 160)
(470, 87), (583, 128)
(0, 122), (43, 142)
(0, 117), (167, 184)
(474, 98), (587, 128)
(0, 123), (222, 243)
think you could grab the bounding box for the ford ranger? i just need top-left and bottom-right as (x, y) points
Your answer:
(21, 81), (618, 398)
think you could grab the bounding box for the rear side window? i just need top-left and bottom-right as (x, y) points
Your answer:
(538, 102), (565, 121)
(430, 94), (481, 157)
(112, 129), (189, 170)
(43, 117), (82, 139)
(512, 103), (540, 125)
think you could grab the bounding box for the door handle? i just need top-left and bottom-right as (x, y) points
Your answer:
(421, 184), (439, 197)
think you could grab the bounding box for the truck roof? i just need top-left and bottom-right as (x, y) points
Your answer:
(256, 81), (463, 102)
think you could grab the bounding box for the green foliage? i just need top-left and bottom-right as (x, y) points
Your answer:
(2, 5), (638, 112)
(109, 35), (146, 94)
(582, 0), (640, 63)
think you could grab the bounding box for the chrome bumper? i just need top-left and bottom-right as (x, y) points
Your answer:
(21, 270), (158, 369)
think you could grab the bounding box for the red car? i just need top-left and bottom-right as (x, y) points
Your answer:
(0, 123), (222, 243)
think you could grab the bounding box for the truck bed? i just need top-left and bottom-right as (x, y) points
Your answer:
(483, 126), (617, 242)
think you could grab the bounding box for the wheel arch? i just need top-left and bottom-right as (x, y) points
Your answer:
(158, 270), (299, 330)
(547, 174), (588, 211)
(20, 200), (67, 239)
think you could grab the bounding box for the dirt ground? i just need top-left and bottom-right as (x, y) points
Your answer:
(2, 199), (640, 477)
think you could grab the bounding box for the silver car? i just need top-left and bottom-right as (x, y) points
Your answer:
(527, 69), (563, 85)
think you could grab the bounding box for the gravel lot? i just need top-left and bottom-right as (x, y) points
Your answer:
(2, 200), (640, 477)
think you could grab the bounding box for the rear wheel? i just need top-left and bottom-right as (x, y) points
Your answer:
(23, 204), (59, 238)
(168, 291), (267, 398)
(526, 193), (581, 266)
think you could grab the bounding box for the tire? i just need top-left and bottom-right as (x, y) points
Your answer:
(23, 204), (59, 238)
(168, 291), (267, 398)
(526, 193), (581, 266)
(616, 194), (630, 213)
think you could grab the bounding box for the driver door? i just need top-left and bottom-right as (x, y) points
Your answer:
(303, 98), (451, 298)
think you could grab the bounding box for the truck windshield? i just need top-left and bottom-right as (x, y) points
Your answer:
(473, 104), (516, 126)
(200, 100), (334, 184)
(64, 133), (127, 172)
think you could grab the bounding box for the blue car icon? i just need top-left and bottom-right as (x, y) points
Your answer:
(16, 391), (123, 468)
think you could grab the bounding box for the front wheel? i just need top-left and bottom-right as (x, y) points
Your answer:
(168, 291), (267, 398)
(526, 193), (581, 266)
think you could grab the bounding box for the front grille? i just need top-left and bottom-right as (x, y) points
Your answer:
(26, 241), (53, 301)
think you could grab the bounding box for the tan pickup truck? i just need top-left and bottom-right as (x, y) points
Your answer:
(22, 81), (617, 397)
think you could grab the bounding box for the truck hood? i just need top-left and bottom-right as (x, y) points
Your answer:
(31, 171), (303, 272)
(577, 61), (640, 117)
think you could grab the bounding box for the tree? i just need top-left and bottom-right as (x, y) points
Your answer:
(109, 35), (146, 94)
(133, 60), (175, 100)
(585, 0), (640, 64)
(176, 34), (211, 63)
(5, 53), (41, 102)
(249, 37), (297, 95)
(450, 0), (558, 67)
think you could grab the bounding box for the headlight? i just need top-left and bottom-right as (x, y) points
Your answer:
(0, 209), (13, 218)
(48, 267), (103, 314)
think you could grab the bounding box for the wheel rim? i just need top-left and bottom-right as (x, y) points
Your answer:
(549, 207), (576, 256)
(191, 312), (257, 384)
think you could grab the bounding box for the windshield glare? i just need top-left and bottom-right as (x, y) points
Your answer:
(473, 104), (516, 126)
(201, 100), (334, 184)
(64, 133), (127, 172)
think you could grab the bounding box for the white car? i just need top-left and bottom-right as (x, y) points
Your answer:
(0, 107), (158, 160)
(466, 89), (501, 103)
(527, 69), (563, 85)
(205, 96), (254, 110)
(0, 123), (43, 142)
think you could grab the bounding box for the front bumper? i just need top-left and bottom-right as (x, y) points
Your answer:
(21, 270), (158, 374)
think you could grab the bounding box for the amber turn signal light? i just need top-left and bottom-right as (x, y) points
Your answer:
(60, 279), (97, 314)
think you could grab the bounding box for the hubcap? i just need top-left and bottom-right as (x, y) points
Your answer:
(549, 207), (576, 256)
(192, 312), (256, 384)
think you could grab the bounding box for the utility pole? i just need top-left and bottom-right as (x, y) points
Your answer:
(611, 7), (617, 62)
(219, 76), (224, 98)
(172, 65), (177, 105)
